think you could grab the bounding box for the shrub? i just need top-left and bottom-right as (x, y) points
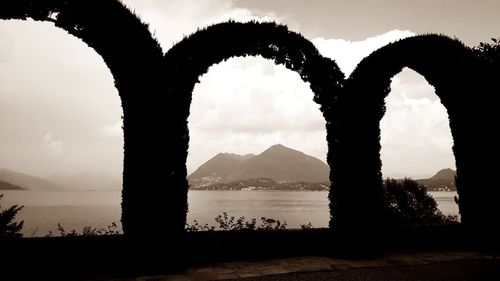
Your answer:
(46, 222), (121, 237)
(0, 194), (24, 239)
(186, 212), (287, 231)
(300, 222), (313, 230)
(383, 178), (458, 226)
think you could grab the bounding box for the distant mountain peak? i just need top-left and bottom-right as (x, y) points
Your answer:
(188, 144), (329, 188)
(267, 143), (288, 150)
(262, 143), (301, 154)
(430, 168), (456, 180)
(271, 143), (286, 148)
(416, 168), (456, 191)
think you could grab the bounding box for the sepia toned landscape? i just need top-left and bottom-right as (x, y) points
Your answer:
(1, 0), (499, 280)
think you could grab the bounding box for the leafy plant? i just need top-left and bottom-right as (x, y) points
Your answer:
(300, 222), (313, 230)
(186, 212), (287, 231)
(185, 220), (215, 232)
(259, 217), (287, 230)
(473, 37), (500, 64)
(383, 178), (458, 226)
(46, 222), (121, 237)
(0, 194), (24, 239)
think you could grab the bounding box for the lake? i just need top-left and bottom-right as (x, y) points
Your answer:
(1, 190), (459, 237)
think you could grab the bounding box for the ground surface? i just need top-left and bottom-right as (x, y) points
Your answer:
(108, 251), (499, 281)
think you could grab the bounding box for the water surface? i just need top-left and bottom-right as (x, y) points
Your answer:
(1, 190), (459, 236)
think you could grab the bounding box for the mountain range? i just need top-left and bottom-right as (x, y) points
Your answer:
(0, 168), (121, 191)
(188, 144), (457, 191)
(0, 179), (25, 190)
(188, 144), (330, 188)
(0, 168), (64, 191)
(1, 143), (456, 192)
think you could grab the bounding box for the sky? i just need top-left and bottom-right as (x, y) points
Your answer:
(1, 0), (499, 179)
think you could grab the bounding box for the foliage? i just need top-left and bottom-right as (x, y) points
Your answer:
(214, 212), (257, 231)
(473, 37), (500, 64)
(300, 222), (313, 230)
(46, 222), (121, 237)
(0, 194), (24, 238)
(383, 178), (458, 226)
(185, 220), (215, 232)
(186, 212), (287, 232)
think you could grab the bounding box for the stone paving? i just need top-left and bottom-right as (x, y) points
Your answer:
(122, 251), (496, 281)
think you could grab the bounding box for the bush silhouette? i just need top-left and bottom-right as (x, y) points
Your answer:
(473, 37), (500, 64)
(45, 222), (120, 237)
(0, 194), (24, 239)
(186, 212), (287, 231)
(383, 178), (457, 226)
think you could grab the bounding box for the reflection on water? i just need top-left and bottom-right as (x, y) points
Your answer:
(1, 190), (459, 236)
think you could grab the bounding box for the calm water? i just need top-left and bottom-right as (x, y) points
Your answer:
(1, 190), (459, 237)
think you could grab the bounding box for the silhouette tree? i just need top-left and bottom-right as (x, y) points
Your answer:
(383, 179), (456, 226)
(0, 194), (24, 239)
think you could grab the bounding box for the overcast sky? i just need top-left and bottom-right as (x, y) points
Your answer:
(1, 0), (499, 179)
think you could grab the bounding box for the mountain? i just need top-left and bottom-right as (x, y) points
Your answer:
(47, 172), (121, 190)
(188, 153), (255, 187)
(188, 144), (330, 188)
(0, 168), (63, 191)
(0, 179), (25, 190)
(429, 168), (456, 181)
(416, 168), (456, 191)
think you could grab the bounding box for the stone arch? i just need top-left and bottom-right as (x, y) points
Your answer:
(0, 0), (165, 237)
(338, 34), (483, 232)
(161, 21), (345, 232)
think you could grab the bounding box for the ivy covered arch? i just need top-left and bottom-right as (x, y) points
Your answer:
(161, 21), (345, 232)
(337, 35), (484, 231)
(0, 0), (166, 237)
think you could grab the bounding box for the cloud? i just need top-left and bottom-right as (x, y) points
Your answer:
(311, 30), (455, 177)
(186, 29), (416, 172)
(380, 68), (455, 177)
(190, 56), (323, 133)
(122, 0), (280, 51)
(187, 29), (455, 177)
(0, 20), (122, 177)
(100, 121), (123, 138)
(42, 132), (64, 154)
(0, 2), (454, 179)
(312, 29), (415, 76)
(188, 56), (327, 172)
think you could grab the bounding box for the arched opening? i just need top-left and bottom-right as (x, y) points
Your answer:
(338, 34), (478, 232)
(1, 0), (166, 238)
(163, 21), (344, 233)
(0, 21), (123, 236)
(380, 68), (459, 224)
(186, 56), (330, 229)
